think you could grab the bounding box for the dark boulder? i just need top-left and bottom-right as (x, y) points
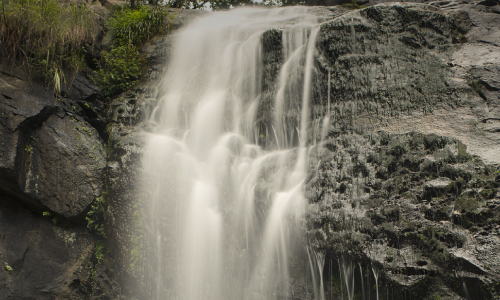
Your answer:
(0, 201), (94, 299)
(0, 72), (106, 220)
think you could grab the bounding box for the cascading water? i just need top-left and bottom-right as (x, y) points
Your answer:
(142, 7), (323, 300)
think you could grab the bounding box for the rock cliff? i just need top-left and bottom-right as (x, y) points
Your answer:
(0, 64), (106, 298)
(303, 2), (500, 299)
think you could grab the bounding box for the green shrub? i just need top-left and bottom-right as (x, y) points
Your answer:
(86, 191), (108, 238)
(91, 5), (170, 97)
(106, 5), (169, 46)
(341, 0), (366, 9)
(92, 44), (145, 96)
(0, 0), (96, 89)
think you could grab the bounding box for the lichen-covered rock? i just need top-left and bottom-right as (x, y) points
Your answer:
(306, 132), (500, 299)
(22, 113), (106, 218)
(308, 2), (500, 165)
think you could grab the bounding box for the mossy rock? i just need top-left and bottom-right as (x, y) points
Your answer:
(402, 191), (418, 202)
(480, 188), (497, 200)
(427, 135), (449, 152)
(456, 191), (480, 212)
(401, 154), (422, 172)
(423, 177), (454, 199)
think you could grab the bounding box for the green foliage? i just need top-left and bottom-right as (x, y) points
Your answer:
(107, 5), (169, 46)
(94, 239), (105, 264)
(41, 211), (66, 226)
(3, 262), (13, 274)
(89, 239), (106, 287)
(341, 0), (366, 10)
(25, 144), (33, 154)
(86, 191), (108, 238)
(129, 233), (143, 272)
(87, 192), (107, 287)
(92, 44), (145, 97)
(0, 0), (96, 90)
(92, 5), (170, 97)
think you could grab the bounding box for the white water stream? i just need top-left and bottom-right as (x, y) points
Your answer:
(142, 7), (322, 300)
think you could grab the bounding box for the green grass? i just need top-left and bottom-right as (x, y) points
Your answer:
(107, 5), (170, 46)
(1, 0), (172, 97)
(0, 0), (97, 91)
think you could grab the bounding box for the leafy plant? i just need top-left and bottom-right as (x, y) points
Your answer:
(3, 262), (13, 274)
(25, 144), (33, 154)
(107, 5), (169, 46)
(91, 5), (171, 97)
(92, 44), (145, 97)
(86, 191), (108, 238)
(86, 190), (108, 288)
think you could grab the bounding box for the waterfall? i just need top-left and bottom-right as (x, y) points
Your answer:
(372, 267), (379, 300)
(141, 7), (323, 300)
(359, 263), (365, 300)
(341, 260), (355, 300)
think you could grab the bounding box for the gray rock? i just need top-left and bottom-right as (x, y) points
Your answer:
(0, 201), (94, 299)
(0, 72), (106, 219)
(20, 113), (106, 218)
(63, 75), (102, 102)
(306, 131), (500, 299)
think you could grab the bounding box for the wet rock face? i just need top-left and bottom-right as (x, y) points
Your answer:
(300, 2), (500, 299)
(311, 2), (500, 164)
(20, 113), (106, 218)
(0, 56), (107, 296)
(0, 202), (95, 299)
(312, 3), (467, 129)
(306, 132), (500, 299)
(0, 73), (106, 220)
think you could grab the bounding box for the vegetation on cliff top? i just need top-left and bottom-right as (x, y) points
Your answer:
(92, 5), (170, 97)
(1, 0), (310, 97)
(0, 0), (172, 97)
(0, 0), (97, 92)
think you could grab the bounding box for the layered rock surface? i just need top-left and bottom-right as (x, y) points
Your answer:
(303, 2), (500, 299)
